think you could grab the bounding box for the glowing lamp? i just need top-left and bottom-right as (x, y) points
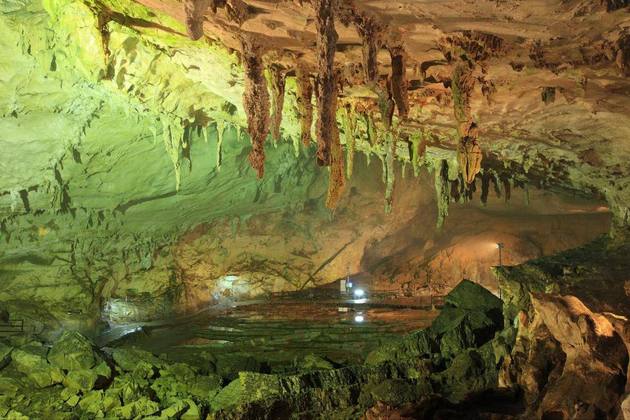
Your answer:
(353, 288), (365, 298)
(354, 315), (364, 323)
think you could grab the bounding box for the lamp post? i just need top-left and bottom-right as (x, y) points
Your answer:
(496, 243), (504, 267)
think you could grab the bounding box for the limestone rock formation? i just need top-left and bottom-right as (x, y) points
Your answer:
(501, 293), (628, 419)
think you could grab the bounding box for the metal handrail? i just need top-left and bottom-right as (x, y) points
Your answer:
(0, 319), (24, 333)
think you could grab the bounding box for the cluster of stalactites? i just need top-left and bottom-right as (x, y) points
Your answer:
(241, 37), (271, 178)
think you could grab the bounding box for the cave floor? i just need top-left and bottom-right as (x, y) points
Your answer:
(100, 292), (438, 376)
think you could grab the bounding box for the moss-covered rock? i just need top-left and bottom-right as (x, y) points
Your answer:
(11, 347), (64, 388)
(445, 279), (502, 312)
(47, 331), (96, 371)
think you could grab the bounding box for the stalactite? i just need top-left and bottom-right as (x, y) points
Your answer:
(409, 132), (426, 177)
(503, 177), (512, 203)
(96, 13), (111, 66)
(216, 120), (225, 170)
(295, 65), (314, 148)
(209, 0), (227, 13)
(268, 65), (286, 145)
(182, 125), (193, 172)
(492, 171), (502, 199)
(435, 160), (450, 228)
(450, 179), (461, 203)
(354, 15), (380, 84)
(365, 112), (378, 146)
(325, 122), (345, 209)
(384, 131), (397, 213)
(452, 63), (475, 124)
(341, 104), (356, 179)
(389, 45), (409, 119)
(375, 83), (395, 130)
(480, 170), (490, 205)
(313, 0), (338, 167)
(380, 155), (386, 184)
(201, 125), (209, 143)
(524, 183), (530, 206)
(162, 119), (185, 191)
(184, 0), (209, 40)
(241, 37), (270, 178)
(457, 121), (482, 184)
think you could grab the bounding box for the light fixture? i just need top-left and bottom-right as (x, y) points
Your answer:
(354, 315), (364, 323)
(353, 288), (365, 298)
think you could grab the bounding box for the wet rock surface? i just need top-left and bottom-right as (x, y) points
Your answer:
(1, 278), (629, 418)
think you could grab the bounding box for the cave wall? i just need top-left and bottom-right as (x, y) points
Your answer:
(0, 0), (618, 330)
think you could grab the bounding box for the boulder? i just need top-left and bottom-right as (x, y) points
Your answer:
(445, 279), (502, 313)
(48, 331), (96, 371)
(532, 294), (628, 419)
(63, 368), (98, 392)
(502, 293), (628, 419)
(112, 347), (164, 374)
(11, 347), (63, 388)
(181, 398), (201, 419)
(161, 399), (189, 418)
(431, 346), (497, 403)
(110, 396), (160, 419)
(77, 390), (104, 414)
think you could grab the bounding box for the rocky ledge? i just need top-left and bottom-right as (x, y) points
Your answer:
(2, 278), (627, 419)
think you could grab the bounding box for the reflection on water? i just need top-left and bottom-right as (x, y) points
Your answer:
(101, 294), (438, 373)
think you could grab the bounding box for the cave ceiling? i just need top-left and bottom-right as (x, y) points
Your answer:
(2, 0), (630, 219)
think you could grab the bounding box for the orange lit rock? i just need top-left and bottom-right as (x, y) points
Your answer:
(241, 37), (270, 178)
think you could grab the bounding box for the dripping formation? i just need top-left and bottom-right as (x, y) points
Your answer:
(173, 0), (566, 223)
(240, 37), (270, 178)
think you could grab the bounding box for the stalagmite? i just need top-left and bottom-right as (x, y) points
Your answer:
(313, 0), (338, 167)
(295, 65), (314, 148)
(183, 0), (209, 40)
(457, 121), (482, 184)
(241, 37), (271, 178)
(435, 159), (450, 228)
(389, 45), (409, 119)
(268, 65), (286, 145)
